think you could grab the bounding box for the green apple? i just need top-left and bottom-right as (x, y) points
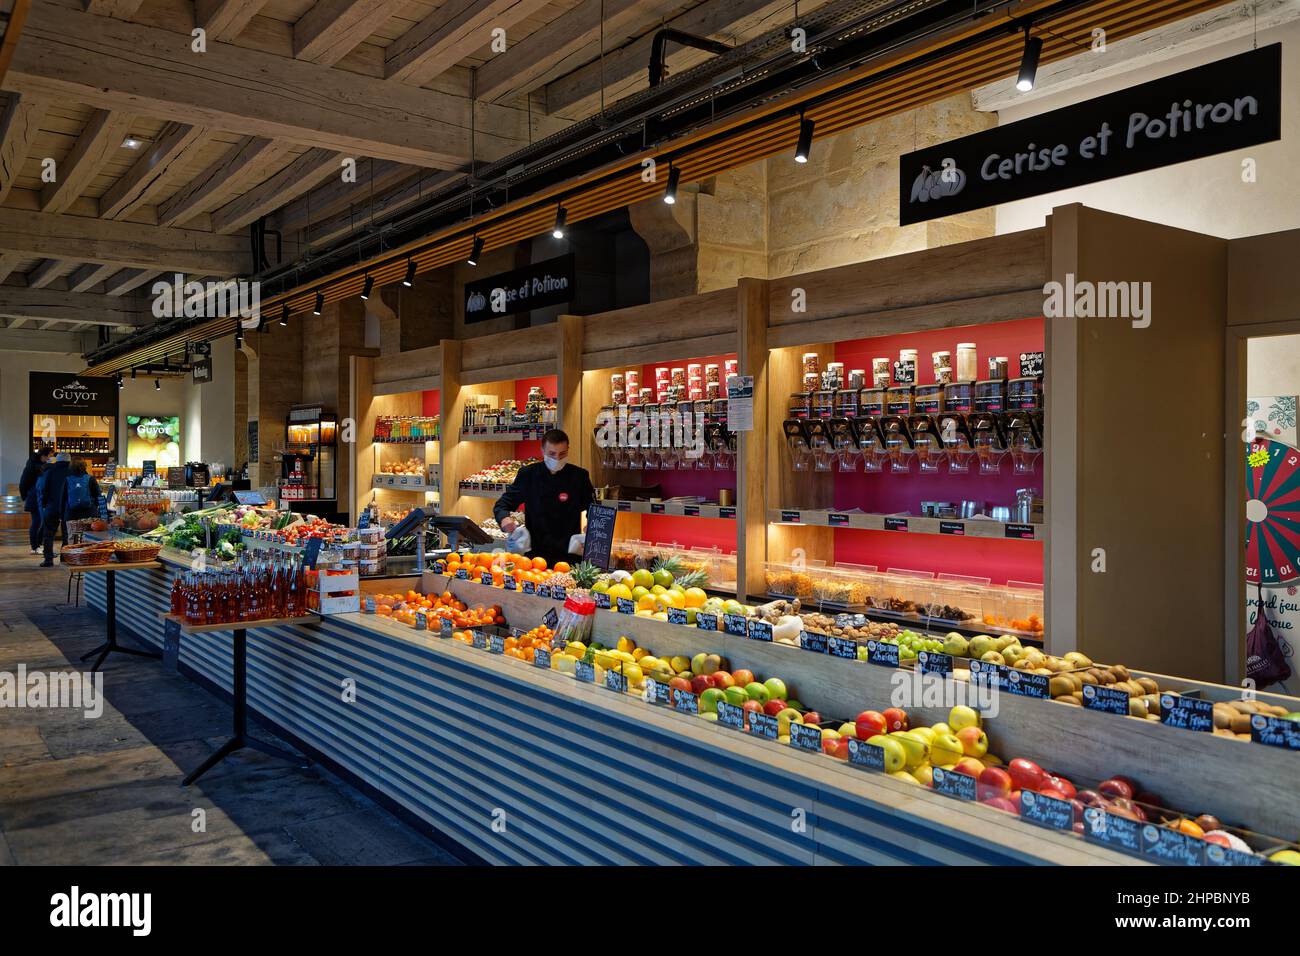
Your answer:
(776, 707), (803, 735)
(891, 730), (929, 770)
(744, 681), (770, 703)
(698, 711), (719, 722)
(691, 652), (708, 676)
(865, 735), (906, 773)
(764, 677), (788, 701)
(948, 705), (981, 731)
(837, 722), (858, 739)
(786, 698), (804, 711)
(723, 686), (749, 707)
(930, 731), (964, 767)
(699, 687), (727, 714)
(967, 635), (995, 659)
(909, 726), (937, 745)
(931, 722), (953, 737)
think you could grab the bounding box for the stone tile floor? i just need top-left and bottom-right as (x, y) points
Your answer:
(0, 540), (462, 865)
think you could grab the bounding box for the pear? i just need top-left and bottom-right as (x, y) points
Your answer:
(942, 632), (970, 657)
(967, 635), (995, 659)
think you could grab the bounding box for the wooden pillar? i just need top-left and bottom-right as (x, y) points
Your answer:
(351, 355), (375, 521)
(737, 277), (769, 601)
(439, 338), (465, 517)
(557, 314), (584, 464)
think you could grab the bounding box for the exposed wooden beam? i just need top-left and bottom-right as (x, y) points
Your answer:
(40, 108), (133, 213)
(99, 122), (208, 220)
(157, 135), (290, 227)
(385, 0), (551, 85)
(83, 0), (146, 18)
(196, 0), (269, 42)
(0, 207), (249, 273)
(297, 169), (458, 248)
(26, 259), (74, 288)
(544, 0), (794, 116)
(269, 157), (409, 235)
(0, 284), (146, 326)
(211, 147), (341, 234)
(67, 262), (118, 292)
(294, 0), (396, 65)
(0, 252), (21, 284)
(0, 324), (98, 353)
(6, 3), (515, 168)
(0, 93), (47, 204)
(103, 268), (159, 296)
(475, 0), (657, 103)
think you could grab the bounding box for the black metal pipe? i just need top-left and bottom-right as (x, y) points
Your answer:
(649, 28), (731, 87)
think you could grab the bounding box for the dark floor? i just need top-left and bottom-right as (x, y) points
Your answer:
(0, 532), (462, 865)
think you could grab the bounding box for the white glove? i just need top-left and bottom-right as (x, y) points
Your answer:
(505, 525), (531, 554)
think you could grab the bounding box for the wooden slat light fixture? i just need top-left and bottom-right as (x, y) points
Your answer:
(84, 0), (1235, 376)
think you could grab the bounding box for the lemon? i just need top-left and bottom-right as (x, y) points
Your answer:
(631, 568), (654, 589)
(636, 594), (658, 612)
(616, 636), (635, 653)
(607, 583), (632, 601)
(684, 587), (707, 608)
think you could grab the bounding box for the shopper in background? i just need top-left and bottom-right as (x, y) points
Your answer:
(64, 458), (101, 522)
(493, 429), (594, 568)
(20, 445), (53, 554)
(38, 452), (72, 568)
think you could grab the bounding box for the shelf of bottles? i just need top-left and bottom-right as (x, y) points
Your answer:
(373, 415), (440, 443)
(168, 552), (308, 626)
(459, 387), (556, 441)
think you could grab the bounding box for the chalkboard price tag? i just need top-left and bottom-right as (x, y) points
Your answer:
(521, 579), (536, 595)
(918, 651), (953, 676)
(543, 607), (558, 629)
(884, 516), (908, 531)
(502, 574), (515, 591)
(1160, 694), (1213, 732)
(414, 610), (428, 631)
(747, 619), (773, 642)
(716, 700), (745, 730)
(480, 571), (492, 586)
(827, 512), (850, 527)
(551, 587), (566, 602)
(533, 646), (551, 669)
(574, 660), (595, 683)
(1249, 714), (1300, 750)
(800, 630), (828, 654)
(1020, 351), (1044, 378)
(1019, 790), (1074, 831)
(932, 767), (978, 801)
(866, 640), (900, 667)
(1083, 808), (1141, 854)
(1141, 824), (1204, 866)
(642, 678), (671, 705)
(695, 611), (718, 631)
(1004, 670), (1050, 699)
(1203, 844), (1267, 867)
(471, 630), (487, 650)
(722, 613), (748, 637)
(684, 506), (699, 517)
(432, 561), (446, 574)
(604, 669), (628, 693)
(487, 633), (505, 655)
(747, 711), (778, 739)
(719, 507), (736, 519)
(363, 597), (376, 614)
(592, 591), (610, 609)
(968, 659), (1003, 688)
(827, 636), (859, 660)
(1004, 523), (1036, 540)
(1082, 684), (1130, 716)
(616, 597), (636, 615)
(672, 688), (698, 714)
(440, 617), (453, 639)
(537, 584), (552, 599)
(788, 723), (822, 753)
(939, 521), (965, 536)
(455, 568), (469, 580)
(667, 607), (688, 626)
(847, 738), (885, 770)
(780, 510), (801, 523)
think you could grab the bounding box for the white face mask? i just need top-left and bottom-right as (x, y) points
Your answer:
(543, 455), (565, 473)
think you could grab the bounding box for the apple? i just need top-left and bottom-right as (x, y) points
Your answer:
(855, 711), (888, 738)
(912, 765), (934, 787)
(801, 711), (822, 726)
(1007, 757), (1045, 793)
(763, 698), (787, 717)
(836, 722), (858, 739)
(1136, 790), (1166, 809)
(690, 675), (712, 696)
(744, 682), (770, 703)
(889, 770), (922, 786)
(909, 726), (936, 745)
(1203, 833), (1232, 849)
(701, 654), (726, 675)
(948, 705), (981, 731)
(1076, 789), (1105, 808)
(930, 732), (963, 767)
(1108, 798), (1145, 823)
(1098, 778), (1134, 800)
(1043, 774), (1076, 799)
(956, 725), (988, 757)
(824, 737), (849, 760)
(723, 686), (749, 707)
(710, 671), (735, 689)
(891, 731), (929, 770)
(882, 707), (909, 732)
(953, 757), (985, 777)
(691, 652), (708, 675)
(983, 796), (1019, 815)
(776, 707), (803, 735)
(764, 677), (788, 701)
(865, 735), (906, 773)
(668, 676), (693, 694)
(977, 767), (1013, 801)
(742, 699), (763, 717)
(930, 722), (953, 737)
(786, 699), (806, 712)
(699, 687), (726, 713)
(1270, 849), (1300, 866)
(731, 669), (755, 688)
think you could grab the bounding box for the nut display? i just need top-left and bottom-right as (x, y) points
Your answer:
(380, 457), (426, 476)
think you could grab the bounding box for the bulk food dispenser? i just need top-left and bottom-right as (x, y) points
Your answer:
(1006, 376), (1044, 474)
(970, 378), (1009, 474)
(880, 384), (916, 473)
(908, 383), (946, 475)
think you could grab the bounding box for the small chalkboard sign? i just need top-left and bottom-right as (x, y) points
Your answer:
(104, 462), (117, 479)
(533, 646), (551, 669)
(747, 619), (773, 642)
(1081, 684), (1130, 715)
(695, 611), (718, 631)
(162, 617), (182, 672)
(440, 617), (453, 639)
(883, 516), (908, 531)
(1082, 808), (1141, 854)
(1020, 351), (1045, 378)
(521, 578), (535, 594)
(1004, 669), (1050, 699)
(543, 606), (558, 629)
(932, 767), (977, 801)
(918, 651), (953, 676)
(583, 503), (617, 571)
(788, 723), (822, 753)
(303, 537), (324, 570)
(574, 659), (595, 682)
(722, 613), (747, 637)
(480, 571), (493, 586)
(604, 669), (628, 693)
(142, 460), (157, 478)
(1019, 790), (1074, 831)
(487, 633), (505, 654)
(471, 630), (487, 650)
(968, 659), (1003, 689)
(800, 630), (827, 654)
(1203, 844), (1267, 867)
(892, 360), (916, 385)
(866, 640), (899, 667)
(1141, 824), (1204, 866)
(672, 688), (698, 714)
(537, 584), (552, 599)
(1249, 713), (1300, 750)
(1160, 694), (1213, 732)
(716, 700), (745, 730)
(616, 597), (635, 615)
(847, 738), (885, 770)
(747, 711), (778, 739)
(166, 466), (186, 489)
(642, 678), (670, 705)
(827, 636), (858, 660)
(502, 574), (515, 590)
(667, 607), (688, 626)
(455, 568), (469, 580)
(592, 591), (610, 608)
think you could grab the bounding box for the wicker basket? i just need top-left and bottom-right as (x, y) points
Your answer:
(112, 542), (162, 564)
(61, 543), (115, 567)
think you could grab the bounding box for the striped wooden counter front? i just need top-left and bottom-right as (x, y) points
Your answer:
(84, 561), (1137, 866)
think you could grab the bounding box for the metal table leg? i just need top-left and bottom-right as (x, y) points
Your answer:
(183, 628), (309, 787)
(79, 568), (161, 673)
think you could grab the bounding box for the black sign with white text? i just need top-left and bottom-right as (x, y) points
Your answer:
(464, 254), (574, 322)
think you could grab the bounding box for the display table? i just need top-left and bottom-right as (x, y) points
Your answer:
(160, 613), (318, 786)
(75, 560), (164, 673)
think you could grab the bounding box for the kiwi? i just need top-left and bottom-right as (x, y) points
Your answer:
(1112, 664), (1130, 681)
(1230, 712), (1254, 734)
(1136, 678), (1159, 694)
(1129, 699), (1148, 718)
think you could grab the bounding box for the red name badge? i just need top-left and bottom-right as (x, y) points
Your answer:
(558, 492), (569, 502)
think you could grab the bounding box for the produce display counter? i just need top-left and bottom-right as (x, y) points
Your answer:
(84, 547), (1137, 865)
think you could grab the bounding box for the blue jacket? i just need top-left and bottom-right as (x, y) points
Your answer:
(40, 461), (70, 516)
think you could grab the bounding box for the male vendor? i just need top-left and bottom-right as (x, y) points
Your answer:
(493, 429), (595, 567)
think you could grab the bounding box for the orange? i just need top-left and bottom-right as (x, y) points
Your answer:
(554, 561), (570, 574)
(446, 553), (461, 565)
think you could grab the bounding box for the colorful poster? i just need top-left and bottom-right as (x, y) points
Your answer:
(126, 415), (181, 468)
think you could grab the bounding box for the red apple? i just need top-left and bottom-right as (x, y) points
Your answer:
(855, 710), (888, 738)
(1007, 790), (1023, 813)
(824, 737), (849, 759)
(1043, 774), (1076, 799)
(690, 675), (711, 696)
(763, 698), (787, 717)
(983, 796), (1019, 815)
(669, 676), (693, 694)
(802, 711), (822, 726)
(742, 699), (763, 714)
(882, 707), (909, 732)
(954, 757), (985, 777)
(1072, 821), (1086, 834)
(731, 669), (755, 688)
(1098, 778), (1134, 800)
(1069, 798), (1086, 823)
(977, 767), (1013, 801)
(1076, 789), (1105, 808)
(1007, 757), (1045, 793)
(1038, 787), (1069, 802)
(1111, 774), (1140, 792)
(710, 671), (735, 689)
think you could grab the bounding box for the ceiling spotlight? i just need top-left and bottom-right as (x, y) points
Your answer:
(234, 325), (243, 347)
(116, 374), (124, 389)
(121, 136), (143, 150)
(468, 235), (484, 266)
(663, 164), (681, 205)
(280, 305), (289, 327)
(154, 378), (161, 391)
(360, 274), (373, 300)
(313, 292), (324, 315)
(1016, 26), (1043, 92)
(794, 115), (814, 163)
(552, 205), (567, 239)
(403, 258), (416, 287)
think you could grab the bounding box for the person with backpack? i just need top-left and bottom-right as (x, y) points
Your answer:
(63, 458), (101, 521)
(38, 452), (72, 567)
(20, 445), (53, 554)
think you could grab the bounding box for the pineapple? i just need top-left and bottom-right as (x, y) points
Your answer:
(673, 568), (709, 591)
(649, 554), (685, 577)
(570, 561), (602, 589)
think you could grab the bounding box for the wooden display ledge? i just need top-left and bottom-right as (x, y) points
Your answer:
(600, 498), (736, 519)
(767, 508), (1044, 541)
(432, 574), (1300, 845)
(158, 612), (319, 633)
(458, 430), (542, 442)
(373, 475), (439, 492)
(67, 559), (162, 572)
(457, 487), (505, 499)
